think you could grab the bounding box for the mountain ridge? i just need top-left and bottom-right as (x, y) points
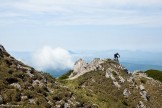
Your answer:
(60, 58), (162, 108)
(0, 45), (162, 108)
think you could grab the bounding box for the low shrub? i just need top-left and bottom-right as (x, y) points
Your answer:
(145, 70), (162, 82)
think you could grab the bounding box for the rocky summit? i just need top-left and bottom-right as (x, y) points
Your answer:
(0, 45), (162, 108)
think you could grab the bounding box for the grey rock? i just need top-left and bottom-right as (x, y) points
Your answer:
(29, 99), (36, 104)
(10, 83), (21, 90)
(64, 103), (70, 108)
(123, 88), (131, 97)
(69, 58), (104, 79)
(26, 70), (34, 77)
(48, 100), (53, 106)
(139, 85), (145, 91)
(137, 101), (146, 108)
(119, 75), (125, 83)
(105, 69), (116, 81)
(32, 80), (44, 87)
(21, 96), (28, 101)
(140, 91), (149, 101)
(127, 77), (135, 86)
(17, 64), (31, 71)
(113, 81), (121, 88)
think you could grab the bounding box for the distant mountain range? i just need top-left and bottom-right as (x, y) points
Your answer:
(121, 62), (162, 72)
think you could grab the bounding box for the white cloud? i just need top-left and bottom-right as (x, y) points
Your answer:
(32, 46), (74, 71)
(0, 0), (162, 26)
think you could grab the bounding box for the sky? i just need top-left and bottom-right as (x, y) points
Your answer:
(0, 0), (162, 52)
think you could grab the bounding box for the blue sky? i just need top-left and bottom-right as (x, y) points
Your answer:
(0, 0), (162, 52)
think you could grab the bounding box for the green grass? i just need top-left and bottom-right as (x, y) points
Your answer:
(145, 69), (162, 82)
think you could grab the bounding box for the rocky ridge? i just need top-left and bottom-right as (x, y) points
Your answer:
(66, 58), (162, 108)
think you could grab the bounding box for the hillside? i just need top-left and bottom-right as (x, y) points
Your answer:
(0, 45), (162, 108)
(59, 59), (162, 108)
(0, 45), (95, 108)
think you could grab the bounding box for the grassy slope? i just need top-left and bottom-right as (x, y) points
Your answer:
(0, 52), (77, 107)
(58, 60), (139, 108)
(58, 60), (162, 108)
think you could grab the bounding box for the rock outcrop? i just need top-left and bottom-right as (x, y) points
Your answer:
(69, 58), (105, 79)
(137, 101), (146, 108)
(10, 83), (22, 90)
(67, 58), (162, 107)
(123, 88), (131, 97)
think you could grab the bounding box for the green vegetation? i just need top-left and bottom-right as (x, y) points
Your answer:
(145, 69), (162, 82)
(58, 70), (73, 80)
(59, 70), (132, 108)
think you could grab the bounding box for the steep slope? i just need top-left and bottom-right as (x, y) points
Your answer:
(59, 58), (162, 108)
(0, 45), (95, 108)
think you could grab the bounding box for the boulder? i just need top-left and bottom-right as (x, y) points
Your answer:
(105, 69), (116, 80)
(10, 83), (21, 90)
(137, 101), (146, 108)
(64, 103), (70, 108)
(69, 58), (104, 79)
(48, 100), (54, 106)
(105, 71), (110, 78)
(32, 80), (44, 87)
(123, 88), (131, 97)
(29, 99), (36, 104)
(127, 77), (135, 86)
(139, 85), (145, 91)
(73, 59), (88, 74)
(21, 96), (28, 101)
(140, 91), (149, 101)
(113, 81), (121, 88)
(26, 70), (34, 77)
(119, 76), (125, 83)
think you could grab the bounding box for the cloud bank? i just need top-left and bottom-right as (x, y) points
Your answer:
(32, 46), (74, 72)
